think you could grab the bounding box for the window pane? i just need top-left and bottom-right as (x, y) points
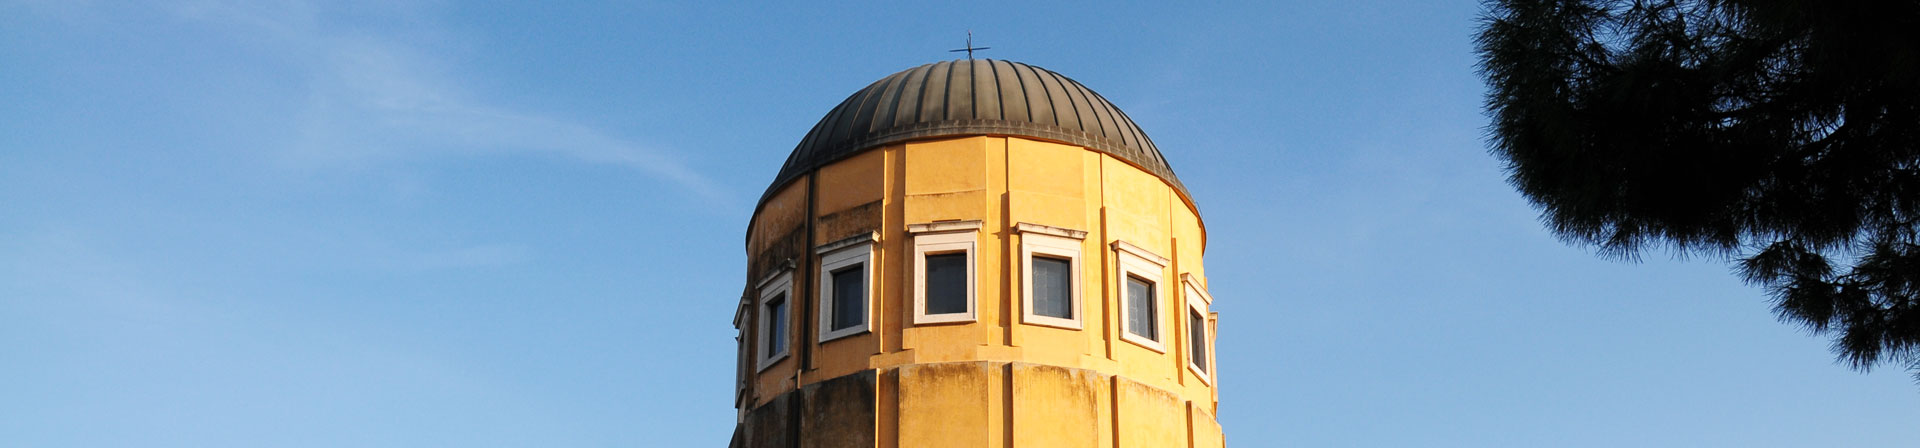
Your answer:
(767, 294), (787, 355)
(925, 253), (968, 315)
(831, 266), (865, 331)
(1032, 256), (1073, 319)
(1189, 308), (1208, 372)
(1126, 276), (1156, 340)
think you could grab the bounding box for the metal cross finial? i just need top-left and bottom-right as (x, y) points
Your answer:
(948, 30), (991, 60)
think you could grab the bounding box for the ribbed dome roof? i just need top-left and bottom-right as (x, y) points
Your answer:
(761, 59), (1187, 206)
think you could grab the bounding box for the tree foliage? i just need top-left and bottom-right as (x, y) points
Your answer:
(1477, 0), (1920, 379)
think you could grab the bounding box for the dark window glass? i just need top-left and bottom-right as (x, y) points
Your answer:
(831, 266), (864, 331)
(925, 253), (968, 315)
(767, 294), (787, 356)
(1189, 308), (1208, 372)
(1032, 256), (1073, 319)
(1126, 276), (1157, 340)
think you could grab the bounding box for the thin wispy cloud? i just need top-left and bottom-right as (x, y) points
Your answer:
(167, 0), (729, 202)
(0, 227), (202, 323)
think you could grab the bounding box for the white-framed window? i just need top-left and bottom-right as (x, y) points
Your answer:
(1017, 223), (1086, 329)
(1114, 240), (1169, 352)
(732, 295), (751, 405)
(909, 220), (981, 325)
(1183, 278), (1215, 383)
(816, 234), (875, 343)
(756, 270), (794, 372)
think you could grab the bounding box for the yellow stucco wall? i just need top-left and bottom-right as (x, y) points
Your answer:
(898, 362), (991, 447)
(897, 136), (1002, 362)
(1011, 363), (1100, 448)
(739, 135), (1222, 447)
(747, 175), (807, 408)
(1189, 401), (1226, 448)
(811, 149), (885, 384)
(1115, 376), (1186, 448)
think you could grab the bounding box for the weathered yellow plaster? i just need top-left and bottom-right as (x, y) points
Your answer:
(738, 135), (1223, 447)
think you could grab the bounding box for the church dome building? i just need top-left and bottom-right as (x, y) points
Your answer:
(731, 59), (1224, 448)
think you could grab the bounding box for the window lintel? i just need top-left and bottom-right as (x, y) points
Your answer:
(1111, 240), (1170, 267)
(815, 232), (877, 255)
(1183, 275), (1214, 306)
(732, 295), (750, 329)
(755, 259), (796, 289)
(1015, 222), (1088, 240)
(907, 220), (983, 234)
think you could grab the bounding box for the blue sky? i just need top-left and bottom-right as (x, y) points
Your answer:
(3, 1), (1914, 446)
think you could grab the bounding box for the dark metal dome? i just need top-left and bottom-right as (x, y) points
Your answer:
(760, 59), (1187, 206)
